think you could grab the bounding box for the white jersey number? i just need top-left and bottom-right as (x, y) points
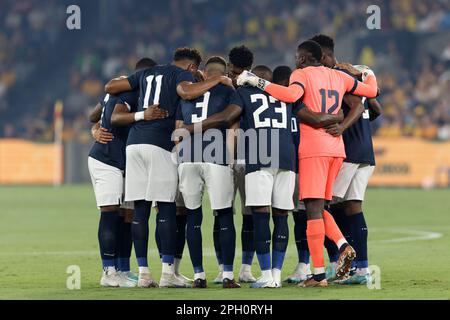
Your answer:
(191, 92), (210, 123)
(143, 75), (163, 108)
(251, 94), (287, 129)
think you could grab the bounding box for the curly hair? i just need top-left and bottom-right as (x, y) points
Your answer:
(309, 34), (335, 52)
(173, 47), (202, 66)
(228, 45), (254, 69)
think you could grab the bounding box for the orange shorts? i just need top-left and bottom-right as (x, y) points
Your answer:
(299, 156), (344, 201)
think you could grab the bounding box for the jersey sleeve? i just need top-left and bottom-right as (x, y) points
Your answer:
(339, 70), (377, 98)
(264, 69), (305, 103)
(175, 70), (195, 87)
(292, 100), (306, 115)
(127, 70), (145, 90)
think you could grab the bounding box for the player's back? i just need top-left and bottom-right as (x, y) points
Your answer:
(178, 83), (235, 165)
(342, 97), (375, 165)
(293, 66), (349, 159)
(89, 91), (137, 170)
(233, 86), (297, 173)
(127, 64), (194, 151)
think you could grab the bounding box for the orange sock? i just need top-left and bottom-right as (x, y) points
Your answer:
(323, 210), (347, 249)
(306, 219), (325, 274)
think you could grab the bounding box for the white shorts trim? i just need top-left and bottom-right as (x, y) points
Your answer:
(125, 144), (178, 202)
(88, 157), (124, 207)
(178, 162), (234, 210)
(245, 168), (295, 210)
(333, 162), (375, 202)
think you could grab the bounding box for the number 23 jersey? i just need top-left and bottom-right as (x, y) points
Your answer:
(230, 86), (300, 174)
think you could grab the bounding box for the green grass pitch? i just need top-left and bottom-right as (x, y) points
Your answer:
(0, 185), (449, 300)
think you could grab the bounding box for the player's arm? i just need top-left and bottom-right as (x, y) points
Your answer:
(183, 104), (242, 133)
(104, 76), (131, 95)
(297, 108), (344, 128)
(325, 94), (364, 137)
(368, 98), (382, 121)
(111, 103), (168, 126)
(88, 102), (103, 123)
(176, 76), (232, 100)
(236, 70), (304, 103)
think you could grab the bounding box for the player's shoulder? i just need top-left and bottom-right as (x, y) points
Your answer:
(214, 83), (235, 95)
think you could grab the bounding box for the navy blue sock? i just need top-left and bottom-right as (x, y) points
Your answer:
(117, 216), (132, 272)
(175, 214), (187, 260)
(253, 211), (271, 271)
(217, 208), (236, 272)
(213, 215), (222, 265)
(132, 200), (151, 267)
(241, 214), (255, 265)
(272, 215), (289, 270)
(331, 206), (352, 245)
(324, 237), (339, 263)
(155, 220), (162, 259)
(186, 207), (203, 273)
(98, 211), (120, 269)
(293, 210), (310, 264)
(157, 202), (177, 264)
(348, 212), (368, 269)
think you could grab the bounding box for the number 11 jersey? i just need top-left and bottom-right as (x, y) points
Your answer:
(126, 64), (194, 151)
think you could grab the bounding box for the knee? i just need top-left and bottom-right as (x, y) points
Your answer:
(272, 208), (288, 217)
(100, 205), (120, 213)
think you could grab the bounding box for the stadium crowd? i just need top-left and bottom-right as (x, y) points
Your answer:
(1, 0), (450, 142)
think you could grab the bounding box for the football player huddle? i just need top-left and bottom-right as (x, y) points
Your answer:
(88, 34), (382, 289)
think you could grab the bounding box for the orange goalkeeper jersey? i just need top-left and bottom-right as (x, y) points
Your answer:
(265, 65), (377, 159)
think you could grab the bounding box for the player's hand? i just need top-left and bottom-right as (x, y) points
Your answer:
(352, 65), (376, 81)
(143, 105), (169, 121)
(92, 126), (114, 144)
(236, 70), (259, 87)
(336, 62), (362, 78)
(337, 109), (344, 121)
(325, 123), (344, 137)
(220, 76), (234, 88)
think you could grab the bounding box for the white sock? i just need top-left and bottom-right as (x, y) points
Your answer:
(272, 268), (281, 284)
(105, 266), (116, 274)
(330, 262), (338, 270)
(260, 270), (273, 281)
(223, 271), (234, 280)
(337, 238), (347, 249)
(162, 262), (174, 275)
(356, 267), (369, 275)
(240, 264), (252, 273)
(194, 272), (206, 280)
(174, 258), (181, 274)
(138, 266), (149, 274)
(314, 267), (325, 275)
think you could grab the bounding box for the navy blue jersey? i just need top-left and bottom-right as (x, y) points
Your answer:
(230, 86), (300, 174)
(178, 84), (235, 165)
(342, 97), (375, 165)
(89, 91), (138, 170)
(126, 64), (194, 151)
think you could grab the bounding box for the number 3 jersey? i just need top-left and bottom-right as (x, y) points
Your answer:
(177, 83), (235, 165)
(126, 64), (194, 151)
(230, 86), (301, 174)
(290, 65), (359, 160)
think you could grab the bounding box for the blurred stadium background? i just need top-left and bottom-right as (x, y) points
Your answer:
(0, 0), (450, 187)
